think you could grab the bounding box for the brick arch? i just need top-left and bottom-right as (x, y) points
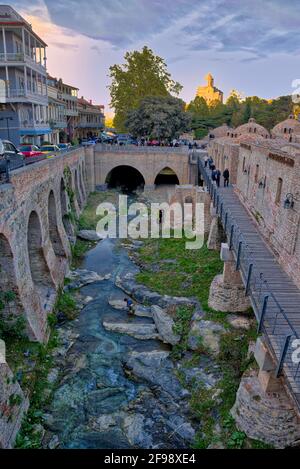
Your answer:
(48, 190), (67, 258)
(74, 168), (83, 208)
(0, 233), (23, 323)
(105, 165), (146, 191)
(27, 210), (55, 307)
(102, 162), (151, 186)
(153, 166), (181, 185)
(60, 177), (74, 238)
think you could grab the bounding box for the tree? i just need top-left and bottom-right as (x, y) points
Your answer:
(109, 46), (182, 131)
(125, 96), (191, 140)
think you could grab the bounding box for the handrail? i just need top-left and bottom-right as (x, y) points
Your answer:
(198, 155), (300, 397)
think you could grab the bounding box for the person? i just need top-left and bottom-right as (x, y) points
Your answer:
(223, 168), (230, 187)
(204, 155), (209, 167)
(216, 169), (221, 188)
(208, 157), (214, 169)
(124, 298), (134, 315)
(212, 168), (217, 182)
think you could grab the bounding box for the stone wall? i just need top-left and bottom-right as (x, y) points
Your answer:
(235, 142), (300, 288)
(0, 146), (91, 343)
(94, 147), (192, 189)
(0, 363), (29, 449)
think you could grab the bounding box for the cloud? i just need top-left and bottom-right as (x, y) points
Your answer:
(12, 0), (300, 61)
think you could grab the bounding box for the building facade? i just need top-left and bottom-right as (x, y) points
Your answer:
(56, 79), (78, 143)
(197, 73), (223, 106)
(47, 76), (67, 144)
(76, 97), (104, 140)
(0, 5), (50, 145)
(207, 114), (300, 288)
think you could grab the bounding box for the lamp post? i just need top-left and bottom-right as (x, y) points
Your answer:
(0, 116), (13, 140)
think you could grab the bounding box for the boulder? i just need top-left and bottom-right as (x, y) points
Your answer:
(65, 269), (110, 290)
(103, 321), (159, 340)
(124, 350), (190, 400)
(188, 320), (225, 355)
(151, 305), (180, 345)
(134, 305), (152, 318)
(77, 230), (101, 241)
(227, 314), (253, 330)
(108, 299), (128, 310)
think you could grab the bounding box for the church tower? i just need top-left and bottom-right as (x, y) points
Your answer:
(196, 74), (223, 106)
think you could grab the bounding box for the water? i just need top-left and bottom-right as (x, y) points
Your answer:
(44, 235), (196, 449)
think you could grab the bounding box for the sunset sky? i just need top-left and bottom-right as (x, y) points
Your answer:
(11, 0), (300, 115)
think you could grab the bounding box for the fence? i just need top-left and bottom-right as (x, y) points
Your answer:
(96, 143), (189, 154)
(198, 156), (300, 406)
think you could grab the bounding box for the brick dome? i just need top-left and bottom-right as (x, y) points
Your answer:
(234, 118), (270, 138)
(272, 115), (300, 139)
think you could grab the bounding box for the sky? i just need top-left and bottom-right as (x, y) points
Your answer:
(10, 0), (300, 116)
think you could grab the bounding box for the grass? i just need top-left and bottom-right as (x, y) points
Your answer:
(134, 235), (269, 449)
(136, 236), (223, 311)
(71, 190), (119, 267)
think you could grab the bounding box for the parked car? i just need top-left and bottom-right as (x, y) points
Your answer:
(117, 135), (138, 146)
(81, 139), (97, 146)
(18, 144), (44, 158)
(57, 143), (71, 150)
(0, 139), (25, 179)
(39, 144), (60, 156)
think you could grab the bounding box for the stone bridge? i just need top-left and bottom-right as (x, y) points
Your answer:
(93, 145), (198, 189)
(0, 146), (95, 343)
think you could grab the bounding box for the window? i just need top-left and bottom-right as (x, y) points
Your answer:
(275, 178), (283, 205)
(242, 157), (246, 172)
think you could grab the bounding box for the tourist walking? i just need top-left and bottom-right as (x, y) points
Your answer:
(208, 157), (213, 169)
(204, 155), (208, 167)
(223, 168), (230, 187)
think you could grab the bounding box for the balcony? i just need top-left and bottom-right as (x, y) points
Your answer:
(49, 119), (67, 129)
(19, 120), (51, 136)
(0, 87), (48, 105)
(0, 52), (46, 73)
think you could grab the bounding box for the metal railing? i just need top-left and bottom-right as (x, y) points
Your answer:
(0, 145), (83, 184)
(198, 156), (300, 403)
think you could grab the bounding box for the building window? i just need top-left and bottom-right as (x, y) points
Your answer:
(242, 157), (246, 172)
(275, 178), (283, 205)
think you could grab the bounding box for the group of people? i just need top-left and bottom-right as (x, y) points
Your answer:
(204, 156), (230, 188)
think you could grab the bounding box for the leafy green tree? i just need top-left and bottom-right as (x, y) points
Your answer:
(109, 46), (182, 131)
(125, 96), (191, 140)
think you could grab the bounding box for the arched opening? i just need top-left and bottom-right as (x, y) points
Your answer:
(105, 165), (145, 192)
(74, 169), (82, 208)
(48, 191), (66, 258)
(27, 211), (55, 303)
(60, 178), (73, 238)
(154, 167), (180, 186)
(0, 234), (23, 323)
(79, 164), (86, 201)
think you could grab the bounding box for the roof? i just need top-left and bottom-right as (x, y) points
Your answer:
(235, 118), (269, 138)
(272, 114), (300, 136)
(209, 123), (232, 138)
(0, 5), (47, 47)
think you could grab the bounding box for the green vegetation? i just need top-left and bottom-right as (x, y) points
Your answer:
(187, 92), (293, 138)
(71, 190), (118, 266)
(136, 237), (223, 311)
(126, 96), (191, 140)
(0, 291), (26, 340)
(134, 235), (268, 449)
(55, 290), (78, 320)
(109, 46), (182, 131)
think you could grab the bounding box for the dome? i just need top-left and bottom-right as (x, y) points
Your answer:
(209, 123), (232, 138)
(272, 115), (300, 138)
(235, 118), (270, 138)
